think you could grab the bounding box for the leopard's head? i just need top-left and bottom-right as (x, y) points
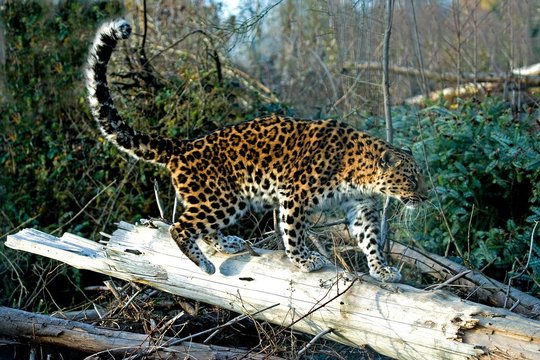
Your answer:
(373, 147), (428, 208)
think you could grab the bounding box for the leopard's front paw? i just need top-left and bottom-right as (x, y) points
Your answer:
(370, 265), (401, 283)
(199, 259), (216, 275)
(298, 252), (328, 272)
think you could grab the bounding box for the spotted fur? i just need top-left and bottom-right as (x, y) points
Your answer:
(86, 20), (427, 282)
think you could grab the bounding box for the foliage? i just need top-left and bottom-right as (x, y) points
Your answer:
(0, 0), (130, 310)
(390, 98), (540, 292)
(0, 0), (274, 309)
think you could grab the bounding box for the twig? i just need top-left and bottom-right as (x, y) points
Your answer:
(147, 29), (212, 64)
(504, 221), (538, 308)
(140, 0), (148, 51)
(153, 179), (165, 219)
(202, 309), (252, 343)
(51, 181), (116, 235)
(124, 303), (280, 360)
(382, 0), (394, 144)
(311, 219), (347, 229)
(171, 303), (279, 346)
(104, 280), (122, 302)
(121, 286), (144, 312)
(509, 299), (521, 312)
(309, 48), (338, 104)
(98, 162), (137, 234)
(381, 197), (392, 253)
(282, 277), (358, 332)
(415, 113), (464, 259)
(0, 213), (40, 239)
(409, 0), (428, 95)
(466, 204), (475, 263)
(0, 250), (27, 307)
(429, 270), (472, 291)
(172, 194), (178, 223)
(220, 0), (284, 36)
(308, 233), (329, 257)
(209, 47), (223, 85)
(381, 0), (395, 251)
(155, 310), (185, 336)
(297, 328), (333, 356)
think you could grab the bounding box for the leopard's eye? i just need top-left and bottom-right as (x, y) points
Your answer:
(407, 176), (417, 190)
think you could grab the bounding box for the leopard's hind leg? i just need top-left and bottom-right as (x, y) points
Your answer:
(170, 196), (248, 274)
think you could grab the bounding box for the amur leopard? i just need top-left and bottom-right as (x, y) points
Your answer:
(85, 20), (427, 282)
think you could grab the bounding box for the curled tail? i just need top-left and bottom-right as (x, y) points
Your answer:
(86, 19), (175, 164)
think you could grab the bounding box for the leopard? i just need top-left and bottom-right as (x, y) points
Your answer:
(85, 19), (427, 282)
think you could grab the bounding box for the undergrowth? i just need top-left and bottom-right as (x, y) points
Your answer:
(389, 99), (540, 293)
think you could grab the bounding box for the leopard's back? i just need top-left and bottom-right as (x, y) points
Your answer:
(168, 116), (352, 203)
(171, 114), (425, 208)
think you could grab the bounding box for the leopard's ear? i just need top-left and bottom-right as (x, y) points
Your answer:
(379, 150), (399, 169)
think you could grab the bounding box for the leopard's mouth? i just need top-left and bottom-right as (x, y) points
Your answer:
(401, 195), (427, 209)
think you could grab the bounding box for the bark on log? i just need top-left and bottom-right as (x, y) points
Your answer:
(5, 221), (540, 360)
(0, 306), (280, 359)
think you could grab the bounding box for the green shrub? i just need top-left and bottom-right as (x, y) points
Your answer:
(0, 0), (281, 309)
(392, 98), (540, 292)
(0, 0), (129, 309)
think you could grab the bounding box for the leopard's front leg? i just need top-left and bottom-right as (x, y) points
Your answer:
(279, 201), (327, 272)
(344, 198), (401, 282)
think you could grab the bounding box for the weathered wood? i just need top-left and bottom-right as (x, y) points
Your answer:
(404, 82), (499, 105)
(389, 242), (540, 318)
(5, 222), (540, 360)
(0, 306), (279, 359)
(331, 222), (540, 317)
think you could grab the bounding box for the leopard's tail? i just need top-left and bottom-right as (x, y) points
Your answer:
(85, 19), (177, 165)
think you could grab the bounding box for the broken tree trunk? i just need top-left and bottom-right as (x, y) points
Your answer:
(5, 221), (540, 360)
(389, 242), (540, 317)
(328, 223), (540, 317)
(0, 306), (281, 360)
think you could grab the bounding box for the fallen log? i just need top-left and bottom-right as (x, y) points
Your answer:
(348, 61), (540, 105)
(404, 82), (499, 105)
(5, 221), (540, 360)
(0, 306), (280, 359)
(327, 223), (540, 318)
(351, 61), (540, 86)
(389, 242), (540, 318)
